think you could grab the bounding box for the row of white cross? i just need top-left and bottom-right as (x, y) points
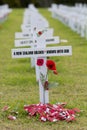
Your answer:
(0, 4), (12, 23)
(11, 4), (72, 104)
(49, 3), (87, 40)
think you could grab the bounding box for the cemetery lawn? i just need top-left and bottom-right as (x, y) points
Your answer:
(0, 8), (87, 130)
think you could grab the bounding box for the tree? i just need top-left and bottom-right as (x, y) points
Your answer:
(2, 0), (21, 7)
(0, 0), (3, 4)
(20, 0), (31, 7)
(1, 0), (87, 7)
(36, 0), (53, 7)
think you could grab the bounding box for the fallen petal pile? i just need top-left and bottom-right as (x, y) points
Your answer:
(24, 103), (80, 122)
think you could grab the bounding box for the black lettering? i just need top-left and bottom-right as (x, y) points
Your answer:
(23, 51), (33, 55)
(21, 41), (24, 44)
(21, 41), (26, 44)
(14, 51), (22, 55)
(21, 40), (33, 44)
(23, 51), (27, 55)
(29, 40), (33, 43)
(34, 51), (44, 54)
(47, 50), (56, 53)
(64, 49), (69, 53)
(34, 51), (37, 54)
(57, 50), (63, 53)
(29, 51), (33, 54)
(46, 39), (54, 42)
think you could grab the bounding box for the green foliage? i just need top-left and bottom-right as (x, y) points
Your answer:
(2, 0), (21, 7)
(0, 9), (87, 130)
(1, 0), (87, 8)
(54, 0), (86, 5)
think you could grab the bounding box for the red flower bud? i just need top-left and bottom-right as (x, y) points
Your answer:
(44, 81), (49, 90)
(38, 31), (42, 35)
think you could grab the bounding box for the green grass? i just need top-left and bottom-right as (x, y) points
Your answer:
(0, 8), (87, 130)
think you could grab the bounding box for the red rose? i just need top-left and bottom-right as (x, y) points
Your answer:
(37, 59), (44, 66)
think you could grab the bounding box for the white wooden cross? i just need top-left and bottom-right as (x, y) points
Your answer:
(15, 27), (58, 70)
(14, 30), (68, 82)
(11, 45), (72, 104)
(14, 29), (60, 81)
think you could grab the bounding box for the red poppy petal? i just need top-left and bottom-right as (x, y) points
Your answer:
(53, 70), (58, 75)
(8, 115), (16, 120)
(2, 106), (10, 111)
(46, 60), (56, 71)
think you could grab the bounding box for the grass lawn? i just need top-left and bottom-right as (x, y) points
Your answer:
(0, 8), (87, 130)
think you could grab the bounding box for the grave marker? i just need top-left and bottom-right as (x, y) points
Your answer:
(11, 45), (72, 104)
(12, 7), (72, 104)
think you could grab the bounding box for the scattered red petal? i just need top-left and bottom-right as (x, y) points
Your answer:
(53, 70), (58, 75)
(2, 106), (10, 111)
(73, 108), (80, 113)
(8, 115), (16, 120)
